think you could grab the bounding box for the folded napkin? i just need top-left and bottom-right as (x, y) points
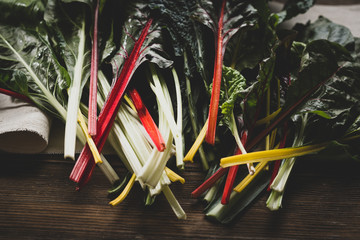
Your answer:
(0, 94), (51, 154)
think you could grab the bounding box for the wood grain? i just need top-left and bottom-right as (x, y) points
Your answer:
(1, 154), (360, 239)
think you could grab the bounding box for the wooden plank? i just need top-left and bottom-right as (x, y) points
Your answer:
(1, 154), (360, 239)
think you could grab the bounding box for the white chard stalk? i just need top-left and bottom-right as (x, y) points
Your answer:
(97, 69), (186, 219)
(64, 19), (87, 160)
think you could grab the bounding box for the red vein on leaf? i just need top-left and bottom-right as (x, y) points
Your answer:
(0, 88), (33, 104)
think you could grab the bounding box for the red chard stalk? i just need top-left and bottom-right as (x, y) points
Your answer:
(205, 0), (226, 145)
(88, 0), (100, 136)
(70, 18), (154, 187)
(128, 88), (166, 152)
(221, 131), (247, 205)
(191, 167), (228, 198)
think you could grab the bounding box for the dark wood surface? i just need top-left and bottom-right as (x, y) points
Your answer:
(1, 153), (360, 239)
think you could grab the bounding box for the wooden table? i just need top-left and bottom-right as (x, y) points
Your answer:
(1, 152), (360, 239)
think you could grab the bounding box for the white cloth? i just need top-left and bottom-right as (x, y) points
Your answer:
(0, 94), (51, 153)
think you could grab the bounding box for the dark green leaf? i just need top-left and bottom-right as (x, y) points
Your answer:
(277, 0), (315, 23)
(0, 0), (46, 26)
(219, 66), (247, 129)
(110, 2), (173, 79)
(0, 24), (70, 117)
(295, 16), (355, 50)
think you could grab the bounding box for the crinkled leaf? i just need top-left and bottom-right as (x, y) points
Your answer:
(353, 38), (360, 63)
(295, 16), (355, 50)
(284, 40), (352, 110)
(110, 2), (172, 81)
(218, 66), (247, 129)
(242, 52), (277, 127)
(0, 0), (46, 26)
(245, 40), (353, 151)
(44, 0), (92, 88)
(193, 0), (259, 49)
(277, 0), (315, 24)
(299, 63), (360, 142)
(0, 24), (70, 117)
(223, 0), (279, 71)
(148, 0), (212, 85)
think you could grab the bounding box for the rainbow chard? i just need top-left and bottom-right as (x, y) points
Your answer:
(44, 0), (93, 160)
(0, 0), (119, 185)
(193, 0), (258, 145)
(147, 0), (215, 170)
(70, 2), (173, 188)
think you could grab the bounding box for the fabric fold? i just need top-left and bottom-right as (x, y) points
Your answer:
(0, 94), (51, 154)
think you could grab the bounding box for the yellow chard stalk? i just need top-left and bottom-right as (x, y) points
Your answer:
(183, 119), (208, 163)
(220, 142), (328, 168)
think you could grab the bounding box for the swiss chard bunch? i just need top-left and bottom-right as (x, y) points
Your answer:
(185, 0), (360, 223)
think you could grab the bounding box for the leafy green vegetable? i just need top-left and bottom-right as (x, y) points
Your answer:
(44, 0), (92, 159)
(0, 0), (46, 25)
(0, 24), (69, 118)
(277, 0), (315, 23)
(295, 16), (355, 50)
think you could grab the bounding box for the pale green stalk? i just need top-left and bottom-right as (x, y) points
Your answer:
(172, 68), (184, 168)
(64, 19), (87, 159)
(97, 71), (185, 219)
(137, 87), (174, 187)
(162, 185), (187, 220)
(266, 113), (308, 210)
(230, 112), (255, 175)
(149, 64), (184, 168)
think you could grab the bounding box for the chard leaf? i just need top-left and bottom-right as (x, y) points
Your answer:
(0, 24), (69, 119)
(295, 16), (355, 50)
(224, 0), (278, 71)
(354, 38), (360, 63)
(44, 0), (93, 158)
(277, 0), (315, 24)
(299, 63), (360, 142)
(284, 40), (352, 110)
(148, 0), (212, 86)
(242, 52), (277, 128)
(193, 0), (258, 51)
(44, 0), (92, 85)
(0, 0), (46, 25)
(219, 66), (247, 128)
(246, 39), (352, 151)
(110, 2), (172, 81)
